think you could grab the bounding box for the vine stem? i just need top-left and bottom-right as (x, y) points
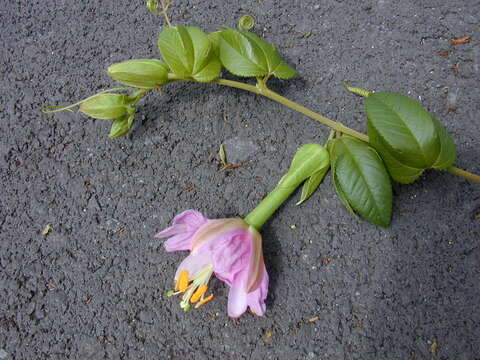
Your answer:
(214, 79), (369, 142)
(209, 78), (480, 183)
(446, 166), (480, 182)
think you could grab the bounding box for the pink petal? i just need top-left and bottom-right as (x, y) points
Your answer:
(246, 266), (269, 316)
(190, 218), (246, 253)
(154, 224), (187, 238)
(155, 210), (209, 252)
(155, 210), (208, 238)
(173, 252), (213, 281)
(227, 273), (248, 318)
(171, 210), (209, 230)
(246, 227), (265, 292)
(211, 229), (251, 285)
(163, 233), (192, 252)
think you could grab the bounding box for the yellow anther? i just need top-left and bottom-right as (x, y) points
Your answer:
(190, 285), (208, 303)
(194, 294), (214, 309)
(176, 270), (189, 292)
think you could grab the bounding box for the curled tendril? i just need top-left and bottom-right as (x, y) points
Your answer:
(146, 0), (172, 26)
(238, 14), (255, 30)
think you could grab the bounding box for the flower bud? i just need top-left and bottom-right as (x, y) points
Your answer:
(109, 114), (135, 138)
(107, 59), (169, 89)
(79, 94), (132, 120)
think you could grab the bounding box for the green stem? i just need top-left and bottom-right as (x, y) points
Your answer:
(213, 79), (369, 142)
(244, 184), (296, 230)
(244, 165), (311, 230)
(446, 166), (480, 182)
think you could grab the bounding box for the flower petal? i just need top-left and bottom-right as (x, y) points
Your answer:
(211, 229), (251, 284)
(172, 210), (209, 230)
(154, 224), (186, 238)
(246, 266), (269, 316)
(174, 252), (213, 281)
(155, 210), (208, 238)
(163, 232), (193, 252)
(227, 273), (248, 318)
(155, 210), (209, 252)
(246, 226), (265, 292)
(190, 218), (246, 253)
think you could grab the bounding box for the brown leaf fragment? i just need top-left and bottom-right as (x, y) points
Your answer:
(446, 107), (458, 114)
(451, 36), (471, 45)
(183, 185), (195, 192)
(308, 316), (319, 323)
(47, 282), (58, 290)
(437, 51), (449, 58)
(320, 257), (332, 265)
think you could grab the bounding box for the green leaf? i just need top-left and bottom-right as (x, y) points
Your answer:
(208, 31), (222, 58)
(366, 91), (456, 183)
(219, 28), (297, 79)
(366, 92), (439, 168)
(330, 137), (392, 227)
(271, 61), (297, 80)
(296, 166), (329, 205)
(431, 117), (456, 170)
(367, 122), (425, 183)
(158, 25), (221, 82)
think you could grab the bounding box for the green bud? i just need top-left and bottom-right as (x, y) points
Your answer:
(109, 114), (135, 139)
(278, 144), (330, 189)
(79, 93), (132, 120)
(107, 59), (169, 89)
(166, 290), (175, 297)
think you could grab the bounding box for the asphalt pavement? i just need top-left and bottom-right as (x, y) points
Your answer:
(1, 1), (479, 359)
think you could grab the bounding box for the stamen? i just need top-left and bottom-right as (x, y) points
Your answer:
(176, 270), (189, 292)
(190, 285), (208, 303)
(194, 294), (214, 309)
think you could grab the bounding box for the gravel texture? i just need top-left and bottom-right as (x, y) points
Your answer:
(1, 1), (479, 359)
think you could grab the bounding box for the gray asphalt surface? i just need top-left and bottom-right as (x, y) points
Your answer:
(1, 1), (479, 359)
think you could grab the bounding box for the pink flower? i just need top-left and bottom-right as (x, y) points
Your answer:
(155, 210), (269, 317)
